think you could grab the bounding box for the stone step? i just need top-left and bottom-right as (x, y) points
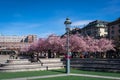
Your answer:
(70, 58), (120, 63)
(71, 64), (120, 69)
(1, 63), (31, 66)
(40, 58), (61, 63)
(65, 58), (120, 72)
(1, 62), (64, 69)
(70, 61), (120, 64)
(0, 58), (64, 72)
(70, 61), (120, 65)
(0, 65), (64, 72)
(6, 59), (30, 64)
(1, 63), (42, 68)
(43, 62), (63, 66)
(0, 65), (64, 70)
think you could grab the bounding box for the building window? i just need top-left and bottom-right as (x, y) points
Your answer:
(111, 36), (114, 39)
(111, 30), (114, 34)
(118, 29), (120, 33)
(104, 28), (107, 32)
(111, 26), (114, 29)
(118, 35), (120, 41)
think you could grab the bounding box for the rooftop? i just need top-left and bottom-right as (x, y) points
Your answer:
(83, 20), (109, 28)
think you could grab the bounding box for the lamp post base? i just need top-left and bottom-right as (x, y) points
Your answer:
(66, 57), (70, 74)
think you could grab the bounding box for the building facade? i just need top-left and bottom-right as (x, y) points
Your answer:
(81, 20), (108, 38)
(108, 18), (120, 48)
(0, 35), (37, 54)
(108, 18), (120, 40)
(0, 35), (37, 43)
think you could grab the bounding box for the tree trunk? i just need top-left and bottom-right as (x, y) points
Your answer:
(103, 52), (106, 58)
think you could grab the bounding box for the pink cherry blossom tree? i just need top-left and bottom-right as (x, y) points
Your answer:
(84, 36), (100, 52)
(69, 35), (88, 52)
(98, 38), (115, 52)
(26, 34), (115, 58)
(28, 41), (39, 53)
(44, 34), (65, 57)
(97, 38), (115, 58)
(37, 38), (49, 52)
(84, 36), (115, 58)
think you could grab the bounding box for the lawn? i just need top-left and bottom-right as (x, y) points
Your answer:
(0, 68), (120, 79)
(0, 70), (64, 79)
(71, 69), (120, 77)
(31, 76), (112, 80)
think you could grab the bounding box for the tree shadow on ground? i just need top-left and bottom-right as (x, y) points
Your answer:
(50, 70), (66, 73)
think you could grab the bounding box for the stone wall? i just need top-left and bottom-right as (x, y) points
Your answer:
(63, 58), (120, 72)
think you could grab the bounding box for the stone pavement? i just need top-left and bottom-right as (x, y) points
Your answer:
(0, 55), (9, 63)
(3, 73), (120, 80)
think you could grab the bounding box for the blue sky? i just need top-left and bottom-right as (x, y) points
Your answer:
(0, 0), (120, 38)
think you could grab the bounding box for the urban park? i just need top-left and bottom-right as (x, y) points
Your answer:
(0, 18), (120, 80)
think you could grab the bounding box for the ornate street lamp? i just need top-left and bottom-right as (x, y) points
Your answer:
(64, 18), (72, 74)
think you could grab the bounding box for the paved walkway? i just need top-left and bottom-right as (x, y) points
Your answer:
(3, 73), (120, 80)
(0, 55), (9, 63)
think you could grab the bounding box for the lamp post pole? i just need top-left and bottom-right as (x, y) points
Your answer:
(64, 18), (72, 74)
